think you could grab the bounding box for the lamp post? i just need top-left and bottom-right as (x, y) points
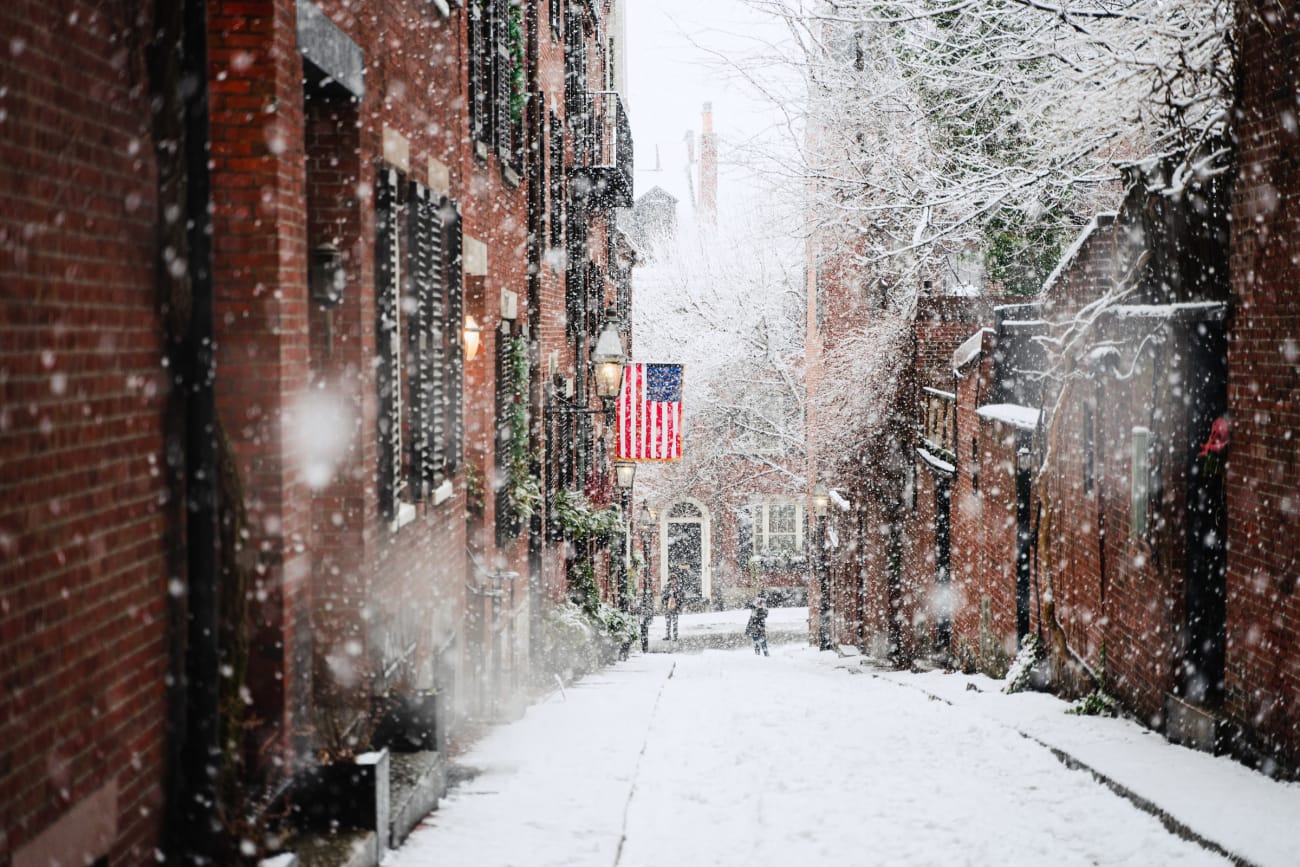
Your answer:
(637, 501), (656, 653)
(614, 461), (636, 611)
(811, 483), (832, 651)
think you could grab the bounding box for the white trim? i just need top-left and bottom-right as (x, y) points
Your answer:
(660, 497), (712, 599)
(749, 500), (805, 555)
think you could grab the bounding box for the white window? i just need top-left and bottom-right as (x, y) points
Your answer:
(751, 502), (803, 554)
(1131, 426), (1150, 536)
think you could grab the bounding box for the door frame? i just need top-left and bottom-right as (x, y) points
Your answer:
(660, 498), (711, 600)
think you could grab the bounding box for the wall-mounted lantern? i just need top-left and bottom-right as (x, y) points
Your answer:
(614, 460), (636, 491)
(591, 309), (627, 401)
(463, 314), (483, 361)
(811, 483), (830, 519)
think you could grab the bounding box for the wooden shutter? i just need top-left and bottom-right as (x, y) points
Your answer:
(442, 200), (464, 475)
(409, 182), (442, 498)
(548, 111), (564, 252)
(376, 168), (405, 519)
(469, 1), (488, 144)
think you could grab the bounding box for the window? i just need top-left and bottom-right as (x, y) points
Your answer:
(376, 168), (464, 522)
(1131, 426), (1150, 536)
(549, 0), (561, 39)
(749, 502), (804, 555)
(564, 6), (589, 163)
(468, 0), (520, 163)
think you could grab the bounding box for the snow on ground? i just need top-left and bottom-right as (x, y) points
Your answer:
(388, 610), (1300, 867)
(874, 666), (1300, 867)
(675, 604), (809, 638)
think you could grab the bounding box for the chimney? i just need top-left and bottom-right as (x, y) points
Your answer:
(699, 102), (717, 226)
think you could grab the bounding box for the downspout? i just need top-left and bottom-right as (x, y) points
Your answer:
(524, 2), (544, 663)
(156, 0), (220, 862)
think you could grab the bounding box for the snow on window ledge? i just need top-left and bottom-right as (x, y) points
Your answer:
(431, 478), (454, 507)
(392, 501), (417, 532)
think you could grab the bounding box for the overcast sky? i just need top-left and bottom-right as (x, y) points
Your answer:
(625, 0), (797, 225)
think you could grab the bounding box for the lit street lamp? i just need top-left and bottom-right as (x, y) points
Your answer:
(811, 483), (832, 651)
(591, 310), (626, 404)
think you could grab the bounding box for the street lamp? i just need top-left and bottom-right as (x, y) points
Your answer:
(463, 314), (482, 361)
(591, 310), (626, 402)
(613, 461), (637, 611)
(637, 501), (656, 653)
(811, 483), (832, 651)
(613, 460), (636, 491)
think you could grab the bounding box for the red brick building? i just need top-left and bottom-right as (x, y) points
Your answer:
(1, 4), (170, 864)
(810, 0), (1300, 776)
(1224, 0), (1300, 771)
(1, 1), (635, 863)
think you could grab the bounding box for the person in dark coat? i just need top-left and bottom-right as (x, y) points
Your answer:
(662, 577), (682, 642)
(745, 595), (769, 656)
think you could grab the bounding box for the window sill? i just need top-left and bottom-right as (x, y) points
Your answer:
(431, 478), (454, 506)
(391, 501), (417, 533)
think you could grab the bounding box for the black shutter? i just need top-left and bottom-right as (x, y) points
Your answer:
(376, 168), (404, 519)
(491, 0), (511, 155)
(495, 325), (516, 542)
(469, 1), (488, 145)
(549, 112), (564, 252)
(442, 200), (465, 474)
(409, 182), (443, 498)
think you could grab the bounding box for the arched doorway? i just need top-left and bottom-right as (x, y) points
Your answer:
(661, 499), (711, 602)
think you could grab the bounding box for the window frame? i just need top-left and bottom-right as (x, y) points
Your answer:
(377, 168), (465, 525)
(749, 501), (805, 556)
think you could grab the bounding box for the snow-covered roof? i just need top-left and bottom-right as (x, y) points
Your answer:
(976, 403), (1041, 431)
(917, 446), (956, 474)
(1110, 301), (1227, 320)
(952, 328), (993, 372)
(1040, 212), (1118, 297)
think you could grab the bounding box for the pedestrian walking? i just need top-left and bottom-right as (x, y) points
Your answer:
(745, 595), (769, 656)
(662, 577), (682, 642)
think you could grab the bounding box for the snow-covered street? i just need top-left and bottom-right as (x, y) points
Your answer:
(389, 611), (1300, 867)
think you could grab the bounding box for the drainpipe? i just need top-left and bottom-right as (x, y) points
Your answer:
(162, 0), (221, 862)
(524, 3), (545, 668)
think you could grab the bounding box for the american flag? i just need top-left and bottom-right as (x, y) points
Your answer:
(617, 363), (683, 461)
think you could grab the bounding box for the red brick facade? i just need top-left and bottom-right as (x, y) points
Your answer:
(0, 3), (168, 864)
(1225, 0), (1300, 769)
(3, 1), (634, 862)
(813, 0), (1300, 774)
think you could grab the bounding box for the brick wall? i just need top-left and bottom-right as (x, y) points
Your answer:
(949, 389), (1022, 675)
(0, 2), (167, 863)
(1225, 0), (1300, 767)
